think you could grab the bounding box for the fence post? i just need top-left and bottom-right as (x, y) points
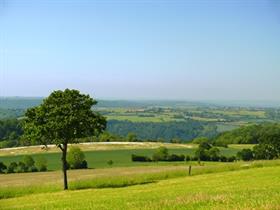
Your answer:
(188, 165), (192, 176)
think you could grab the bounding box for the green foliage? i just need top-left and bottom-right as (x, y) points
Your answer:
(152, 146), (169, 161)
(98, 131), (122, 142)
(22, 89), (106, 189)
(0, 119), (22, 147)
(253, 144), (276, 160)
(237, 149), (254, 161)
(198, 141), (212, 150)
(36, 157), (48, 172)
(0, 162), (7, 173)
(208, 147), (220, 161)
(67, 147), (88, 169)
(17, 162), (28, 173)
(257, 124), (280, 158)
(7, 162), (18, 173)
(131, 154), (152, 162)
(107, 160), (113, 166)
(3, 155), (44, 173)
(192, 137), (209, 144)
(23, 155), (35, 169)
(214, 123), (280, 145)
(107, 120), (218, 141)
(126, 132), (137, 142)
(23, 89), (106, 146)
(166, 154), (185, 161)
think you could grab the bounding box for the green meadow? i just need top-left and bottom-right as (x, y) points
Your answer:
(1, 163), (280, 209)
(0, 143), (278, 210)
(0, 144), (242, 170)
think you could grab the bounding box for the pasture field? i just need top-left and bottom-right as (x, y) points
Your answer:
(102, 106), (269, 124)
(1, 163), (280, 209)
(0, 143), (243, 170)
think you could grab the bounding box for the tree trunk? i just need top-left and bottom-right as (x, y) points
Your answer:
(61, 143), (68, 190)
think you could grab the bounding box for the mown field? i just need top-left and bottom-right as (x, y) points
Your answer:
(0, 143), (246, 170)
(1, 163), (280, 209)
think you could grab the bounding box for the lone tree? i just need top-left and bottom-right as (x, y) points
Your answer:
(23, 89), (106, 190)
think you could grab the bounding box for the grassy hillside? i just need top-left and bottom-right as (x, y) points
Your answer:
(1, 165), (280, 209)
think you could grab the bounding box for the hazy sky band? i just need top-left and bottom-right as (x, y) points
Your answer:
(0, 0), (280, 100)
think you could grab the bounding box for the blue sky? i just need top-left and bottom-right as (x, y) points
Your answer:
(0, 0), (280, 100)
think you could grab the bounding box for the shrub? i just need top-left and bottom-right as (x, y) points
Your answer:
(30, 166), (38, 172)
(131, 154), (152, 162)
(107, 160), (114, 166)
(199, 142), (212, 150)
(167, 154), (185, 161)
(36, 157), (48, 172)
(152, 146), (169, 161)
(219, 156), (228, 162)
(253, 144), (277, 160)
(7, 162), (18, 173)
(185, 155), (191, 162)
(0, 162), (7, 173)
(195, 148), (210, 161)
(17, 161), (28, 173)
(191, 156), (198, 161)
(192, 137), (209, 144)
(227, 156), (236, 162)
(80, 160), (88, 169)
(23, 155), (35, 171)
(208, 147), (220, 161)
(237, 149), (254, 161)
(67, 146), (88, 169)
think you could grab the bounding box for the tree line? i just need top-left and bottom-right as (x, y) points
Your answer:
(107, 120), (218, 141)
(213, 123), (280, 145)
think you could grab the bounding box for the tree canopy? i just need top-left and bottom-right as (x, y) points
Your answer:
(23, 89), (106, 189)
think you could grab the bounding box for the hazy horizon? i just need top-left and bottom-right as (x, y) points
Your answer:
(1, 0), (280, 101)
(1, 96), (280, 108)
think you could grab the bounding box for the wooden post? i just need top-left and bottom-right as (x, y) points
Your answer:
(188, 165), (192, 176)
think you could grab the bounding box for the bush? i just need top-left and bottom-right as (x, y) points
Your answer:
(23, 155), (35, 171)
(30, 166), (38, 172)
(152, 146), (169, 161)
(191, 156), (198, 161)
(227, 156), (236, 162)
(0, 140), (19, 149)
(131, 154), (152, 162)
(167, 154), (185, 161)
(80, 160), (88, 169)
(185, 155), (191, 162)
(199, 142), (212, 150)
(0, 162), (7, 173)
(253, 144), (277, 160)
(7, 162), (18, 173)
(237, 149), (254, 161)
(208, 147), (220, 161)
(195, 148), (210, 161)
(219, 156), (228, 162)
(36, 157), (48, 172)
(192, 137), (209, 144)
(107, 160), (114, 166)
(17, 161), (28, 173)
(67, 146), (88, 169)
